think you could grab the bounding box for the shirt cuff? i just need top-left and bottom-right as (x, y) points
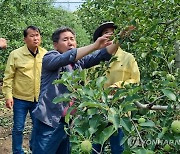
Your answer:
(100, 48), (112, 60)
(5, 93), (13, 99)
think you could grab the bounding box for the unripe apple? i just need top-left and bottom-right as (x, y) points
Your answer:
(163, 144), (171, 152)
(171, 120), (180, 133)
(166, 74), (175, 81)
(138, 117), (146, 124)
(146, 150), (154, 154)
(81, 140), (92, 152)
(139, 37), (146, 43)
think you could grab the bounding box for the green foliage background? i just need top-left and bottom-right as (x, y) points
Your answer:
(0, 0), (179, 153)
(64, 0), (180, 153)
(0, 0), (90, 79)
(76, 0), (180, 109)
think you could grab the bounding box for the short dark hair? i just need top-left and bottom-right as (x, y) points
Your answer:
(52, 27), (75, 43)
(23, 26), (41, 37)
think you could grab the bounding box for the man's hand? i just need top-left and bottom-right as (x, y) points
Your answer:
(76, 33), (113, 60)
(119, 25), (136, 40)
(94, 33), (113, 50)
(119, 25), (136, 43)
(0, 38), (7, 49)
(5, 98), (14, 109)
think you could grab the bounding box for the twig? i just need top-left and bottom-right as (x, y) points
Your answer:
(128, 115), (144, 148)
(134, 101), (180, 110)
(108, 95), (180, 110)
(92, 147), (101, 154)
(158, 17), (179, 26)
(146, 95), (165, 109)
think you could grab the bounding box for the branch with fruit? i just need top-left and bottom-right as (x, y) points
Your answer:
(118, 25), (136, 44)
(108, 95), (180, 110)
(134, 101), (180, 110)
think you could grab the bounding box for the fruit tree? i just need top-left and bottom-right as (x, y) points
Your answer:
(54, 0), (179, 153)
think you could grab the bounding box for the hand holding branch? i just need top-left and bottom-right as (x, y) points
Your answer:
(118, 25), (136, 43)
(0, 38), (7, 49)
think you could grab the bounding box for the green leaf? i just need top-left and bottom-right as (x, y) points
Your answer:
(161, 89), (176, 101)
(87, 108), (98, 115)
(74, 120), (90, 136)
(74, 127), (86, 136)
(133, 148), (154, 154)
(65, 106), (76, 124)
(53, 93), (71, 104)
(157, 132), (164, 139)
(168, 54), (176, 62)
(123, 150), (133, 154)
(128, 87), (141, 96)
(120, 135), (131, 146)
(96, 76), (106, 88)
(82, 87), (94, 96)
(88, 127), (98, 136)
(147, 23), (157, 35)
(72, 77), (81, 83)
(73, 117), (83, 126)
(52, 79), (65, 84)
(130, 19), (137, 26)
(108, 107), (120, 130)
(78, 101), (107, 109)
(95, 125), (115, 145)
(123, 104), (137, 113)
(89, 115), (101, 126)
(120, 117), (132, 132)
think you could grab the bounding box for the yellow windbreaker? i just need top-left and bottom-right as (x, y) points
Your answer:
(2, 45), (47, 102)
(104, 47), (140, 88)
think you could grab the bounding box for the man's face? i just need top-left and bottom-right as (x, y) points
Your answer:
(24, 28), (41, 50)
(102, 27), (114, 36)
(54, 31), (77, 53)
(97, 27), (114, 49)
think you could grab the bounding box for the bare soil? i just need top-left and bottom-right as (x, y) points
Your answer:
(0, 83), (31, 154)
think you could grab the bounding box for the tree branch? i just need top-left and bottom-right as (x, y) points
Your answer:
(158, 17), (179, 26)
(134, 101), (180, 110)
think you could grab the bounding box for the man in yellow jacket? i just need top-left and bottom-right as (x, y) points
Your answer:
(2, 26), (47, 154)
(92, 22), (140, 154)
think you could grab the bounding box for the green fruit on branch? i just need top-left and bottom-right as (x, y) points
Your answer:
(171, 120), (180, 133)
(138, 117), (146, 123)
(163, 144), (171, 152)
(81, 140), (92, 152)
(166, 74), (175, 81)
(146, 150), (154, 154)
(162, 127), (168, 134)
(139, 37), (146, 43)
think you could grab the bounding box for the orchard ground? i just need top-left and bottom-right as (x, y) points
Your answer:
(0, 82), (31, 154)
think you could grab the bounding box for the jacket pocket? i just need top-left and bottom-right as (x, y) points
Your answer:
(13, 78), (33, 97)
